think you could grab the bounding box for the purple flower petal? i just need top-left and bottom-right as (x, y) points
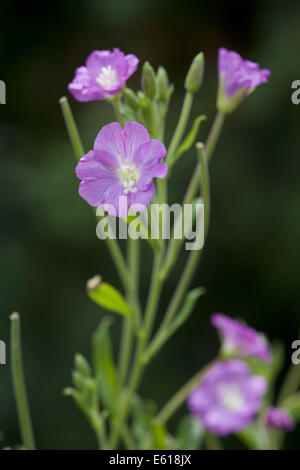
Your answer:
(94, 122), (126, 160)
(188, 359), (268, 437)
(211, 313), (271, 362)
(68, 49), (139, 102)
(133, 140), (167, 189)
(265, 407), (295, 431)
(218, 47), (270, 99)
(122, 122), (151, 160)
(76, 121), (167, 216)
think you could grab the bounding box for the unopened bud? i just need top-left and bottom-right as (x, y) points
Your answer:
(157, 66), (169, 101)
(74, 354), (91, 377)
(185, 53), (205, 94)
(141, 61), (157, 99)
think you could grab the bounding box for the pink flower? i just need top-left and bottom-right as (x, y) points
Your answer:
(217, 48), (270, 113)
(68, 49), (139, 102)
(211, 313), (271, 362)
(188, 359), (267, 436)
(75, 121), (167, 217)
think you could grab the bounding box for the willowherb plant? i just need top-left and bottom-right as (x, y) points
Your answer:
(7, 47), (300, 451)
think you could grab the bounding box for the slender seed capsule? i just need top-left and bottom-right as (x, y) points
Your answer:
(141, 61), (157, 99)
(185, 52), (205, 94)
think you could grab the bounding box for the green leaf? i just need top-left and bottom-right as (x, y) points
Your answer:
(92, 317), (119, 411)
(175, 115), (206, 161)
(174, 415), (204, 450)
(87, 276), (131, 317)
(143, 287), (205, 363)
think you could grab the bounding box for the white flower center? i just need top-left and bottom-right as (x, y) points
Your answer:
(218, 383), (245, 412)
(96, 65), (118, 90)
(116, 160), (139, 194)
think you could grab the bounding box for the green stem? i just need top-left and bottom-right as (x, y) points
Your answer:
(109, 248), (164, 449)
(59, 97), (84, 160)
(205, 111), (225, 162)
(118, 238), (140, 385)
(156, 359), (218, 425)
(94, 419), (108, 450)
(111, 94), (125, 127)
(10, 313), (36, 450)
(159, 112), (224, 281)
(182, 110), (225, 205)
(167, 91), (194, 165)
(196, 142), (210, 236)
(277, 363), (300, 404)
(157, 143), (210, 331)
(160, 249), (202, 332)
(205, 432), (223, 450)
(121, 425), (136, 450)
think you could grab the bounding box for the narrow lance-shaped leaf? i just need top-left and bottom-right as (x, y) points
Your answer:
(143, 287), (205, 363)
(87, 275), (131, 318)
(92, 317), (119, 411)
(175, 115), (206, 162)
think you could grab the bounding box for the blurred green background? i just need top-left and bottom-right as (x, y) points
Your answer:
(1, 0), (300, 449)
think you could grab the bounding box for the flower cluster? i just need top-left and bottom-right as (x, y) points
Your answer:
(188, 314), (297, 439)
(68, 47), (270, 215)
(61, 45), (299, 452)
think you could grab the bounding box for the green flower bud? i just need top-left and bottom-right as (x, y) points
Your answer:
(123, 88), (140, 112)
(185, 52), (205, 94)
(141, 61), (157, 99)
(74, 354), (91, 377)
(72, 370), (86, 391)
(157, 66), (169, 101)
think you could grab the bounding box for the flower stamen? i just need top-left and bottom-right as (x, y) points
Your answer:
(96, 65), (118, 90)
(116, 160), (139, 194)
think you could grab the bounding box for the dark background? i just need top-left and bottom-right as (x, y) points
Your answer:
(1, 0), (300, 449)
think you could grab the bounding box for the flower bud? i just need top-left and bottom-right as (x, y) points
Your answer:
(185, 52), (205, 94)
(123, 88), (140, 111)
(74, 354), (91, 377)
(141, 61), (157, 99)
(157, 66), (169, 101)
